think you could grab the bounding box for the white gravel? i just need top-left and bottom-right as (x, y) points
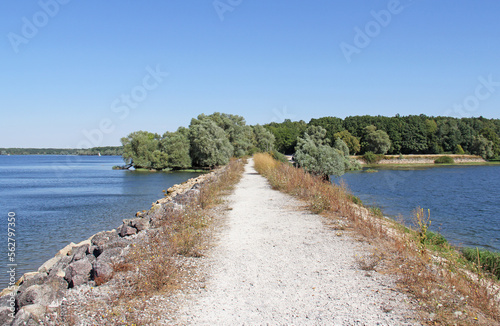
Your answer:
(176, 159), (419, 325)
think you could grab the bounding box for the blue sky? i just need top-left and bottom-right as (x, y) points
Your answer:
(1, 0), (500, 148)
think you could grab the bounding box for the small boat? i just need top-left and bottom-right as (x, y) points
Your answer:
(98, 152), (101, 157)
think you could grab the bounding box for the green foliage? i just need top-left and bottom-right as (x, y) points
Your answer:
(160, 129), (191, 169)
(0, 146), (123, 156)
(454, 144), (465, 154)
(121, 131), (167, 170)
(362, 151), (384, 164)
(333, 138), (350, 156)
(294, 126), (345, 178)
(252, 124), (275, 152)
(462, 247), (500, 279)
(198, 112), (253, 157)
(264, 119), (307, 154)
(424, 231), (448, 247)
(470, 135), (494, 159)
(364, 125), (391, 154)
(434, 156), (454, 164)
(271, 150), (288, 163)
(308, 117), (344, 144)
(189, 118), (233, 168)
(334, 130), (360, 154)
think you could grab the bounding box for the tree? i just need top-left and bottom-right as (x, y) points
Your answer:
(121, 131), (167, 170)
(333, 138), (349, 156)
(199, 112), (253, 157)
(470, 135), (494, 159)
(189, 118), (233, 168)
(308, 117), (344, 144)
(264, 119), (307, 154)
(160, 128), (191, 169)
(252, 124), (275, 152)
(364, 125), (391, 154)
(294, 126), (345, 179)
(334, 130), (360, 154)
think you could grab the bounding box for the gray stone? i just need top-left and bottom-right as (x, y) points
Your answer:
(17, 272), (48, 294)
(70, 244), (89, 262)
(37, 256), (61, 274)
(64, 257), (92, 288)
(0, 295), (16, 325)
(91, 230), (118, 248)
(128, 217), (151, 232)
(48, 255), (71, 279)
(86, 253), (96, 266)
(11, 304), (45, 326)
(92, 247), (123, 282)
(118, 224), (137, 237)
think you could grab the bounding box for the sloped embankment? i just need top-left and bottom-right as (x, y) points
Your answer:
(0, 168), (219, 325)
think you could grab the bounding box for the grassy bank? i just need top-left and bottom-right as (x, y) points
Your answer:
(56, 158), (246, 325)
(254, 153), (500, 325)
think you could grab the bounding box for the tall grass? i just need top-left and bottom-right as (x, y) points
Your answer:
(253, 153), (500, 325)
(54, 158), (246, 325)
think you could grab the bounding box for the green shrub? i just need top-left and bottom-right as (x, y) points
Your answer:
(362, 152), (385, 164)
(271, 150), (289, 164)
(434, 156), (454, 164)
(454, 144), (465, 154)
(425, 230), (448, 246)
(349, 194), (363, 205)
(462, 247), (500, 279)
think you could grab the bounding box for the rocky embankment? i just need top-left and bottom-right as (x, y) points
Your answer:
(0, 169), (219, 325)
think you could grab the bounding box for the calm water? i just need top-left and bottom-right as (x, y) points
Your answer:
(334, 165), (500, 252)
(0, 155), (201, 289)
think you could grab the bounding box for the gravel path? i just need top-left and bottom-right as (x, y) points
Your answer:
(177, 159), (418, 325)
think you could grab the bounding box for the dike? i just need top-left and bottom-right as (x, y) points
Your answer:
(0, 168), (221, 325)
(354, 154), (486, 165)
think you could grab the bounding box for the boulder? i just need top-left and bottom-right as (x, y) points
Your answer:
(92, 247), (123, 282)
(64, 257), (92, 288)
(37, 256), (61, 274)
(48, 255), (72, 279)
(128, 217), (150, 232)
(0, 295), (16, 325)
(91, 230), (118, 248)
(56, 242), (76, 257)
(94, 237), (131, 257)
(15, 275), (67, 309)
(70, 244), (89, 262)
(17, 272), (48, 295)
(118, 224), (137, 237)
(11, 304), (45, 326)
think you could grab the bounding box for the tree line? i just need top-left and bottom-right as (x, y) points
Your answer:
(264, 115), (500, 159)
(120, 112), (275, 170)
(0, 146), (123, 156)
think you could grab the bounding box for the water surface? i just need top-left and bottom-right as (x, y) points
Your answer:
(334, 165), (500, 252)
(0, 155), (201, 289)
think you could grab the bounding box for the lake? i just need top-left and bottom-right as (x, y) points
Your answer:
(0, 155), (201, 290)
(334, 165), (500, 252)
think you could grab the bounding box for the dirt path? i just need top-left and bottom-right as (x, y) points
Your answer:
(176, 159), (418, 325)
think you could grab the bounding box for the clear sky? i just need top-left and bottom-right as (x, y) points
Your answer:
(1, 0), (500, 148)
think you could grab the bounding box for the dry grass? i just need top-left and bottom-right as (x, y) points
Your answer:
(52, 158), (246, 325)
(253, 153), (500, 325)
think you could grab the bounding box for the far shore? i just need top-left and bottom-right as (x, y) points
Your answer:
(351, 154), (499, 166)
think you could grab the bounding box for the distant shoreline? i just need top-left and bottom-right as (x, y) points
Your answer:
(352, 154), (494, 165)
